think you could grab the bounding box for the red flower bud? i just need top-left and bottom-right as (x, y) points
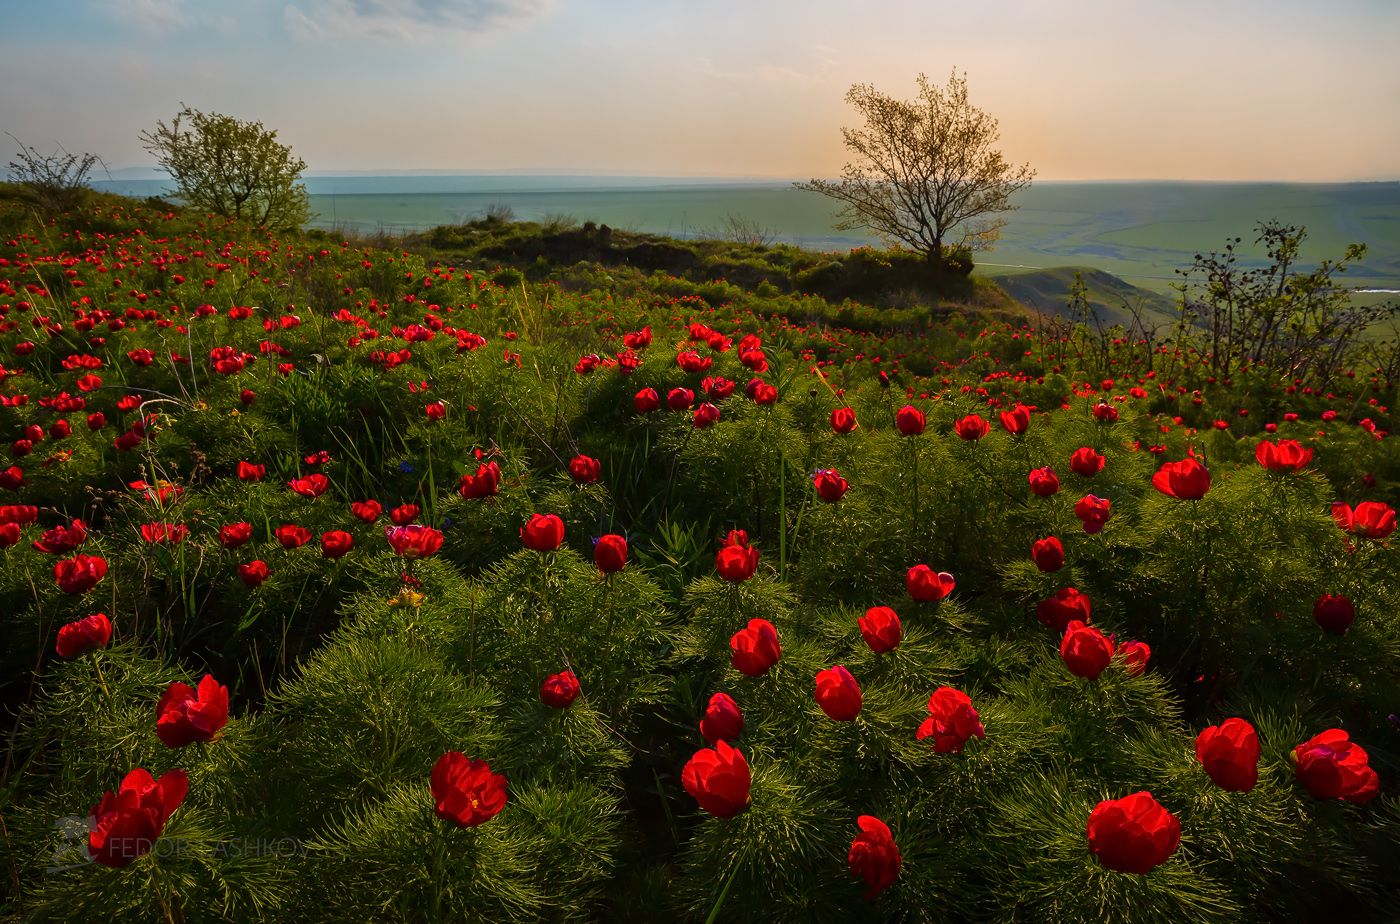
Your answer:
(814, 665), (862, 721)
(830, 407), (858, 434)
(1069, 447), (1105, 477)
(1195, 718), (1260, 792)
(56, 612), (112, 658)
(156, 674), (229, 747)
(540, 670), (581, 708)
(594, 533), (628, 574)
(894, 405), (925, 436)
(730, 618), (781, 676)
(1312, 594), (1355, 635)
(1031, 536), (1065, 572)
(520, 513), (565, 551)
(1292, 729), (1378, 803)
(1152, 458), (1211, 500)
(954, 414), (990, 441)
(1086, 791), (1181, 874)
(320, 530), (354, 559)
(568, 454), (600, 484)
(917, 686), (985, 754)
(681, 740), (751, 818)
(848, 815), (901, 900)
(905, 564), (954, 602)
(699, 692), (744, 744)
(1060, 619), (1114, 679)
(858, 606), (902, 653)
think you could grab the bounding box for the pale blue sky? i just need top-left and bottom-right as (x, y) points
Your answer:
(2, 0), (1397, 179)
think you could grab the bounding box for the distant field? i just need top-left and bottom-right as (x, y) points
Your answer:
(93, 177), (1400, 296)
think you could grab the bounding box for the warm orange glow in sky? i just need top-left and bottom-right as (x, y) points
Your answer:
(2, 0), (1397, 180)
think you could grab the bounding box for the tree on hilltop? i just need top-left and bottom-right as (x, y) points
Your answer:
(797, 70), (1034, 271)
(141, 105), (310, 230)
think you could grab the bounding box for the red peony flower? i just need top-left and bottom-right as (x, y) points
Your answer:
(692, 402), (721, 429)
(87, 768), (188, 868)
(1255, 439), (1312, 473)
(1037, 587), (1091, 631)
(594, 534), (628, 574)
(320, 530), (354, 559)
(858, 605), (902, 654)
(425, 400), (446, 421)
(1028, 466), (1060, 497)
(730, 618), (781, 676)
(954, 414), (990, 441)
(237, 461), (265, 481)
(384, 524), (443, 558)
(275, 524), (312, 549)
(999, 404), (1031, 435)
(350, 499), (383, 522)
(814, 665), (862, 721)
(431, 751), (508, 827)
(1331, 501), (1396, 540)
(289, 474), (330, 498)
(667, 387), (695, 411)
(1069, 447), (1105, 477)
(520, 513), (565, 551)
(699, 692), (744, 744)
(1061, 619), (1114, 679)
(1313, 594), (1355, 634)
(540, 670), (581, 708)
(389, 503), (420, 525)
(830, 407), (858, 434)
(634, 387), (661, 413)
(32, 518), (86, 553)
(54, 554), (107, 594)
(140, 523), (188, 544)
(848, 815), (902, 900)
(56, 612), (112, 658)
(1292, 729), (1379, 803)
(1195, 718), (1260, 792)
(918, 686), (985, 754)
(568, 454), (600, 484)
(906, 564), (955, 602)
(156, 675), (229, 747)
(1086, 791), (1181, 874)
(895, 405), (926, 436)
(813, 468), (848, 502)
(0, 504), (39, 525)
(219, 522), (252, 549)
(1116, 640), (1151, 676)
(715, 533), (760, 582)
(238, 560), (270, 587)
(1074, 494), (1112, 534)
(459, 461), (501, 500)
(1152, 458), (1211, 500)
(1031, 536), (1065, 573)
(681, 739), (751, 818)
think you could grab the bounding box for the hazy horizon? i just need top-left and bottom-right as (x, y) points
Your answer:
(2, 0), (1398, 183)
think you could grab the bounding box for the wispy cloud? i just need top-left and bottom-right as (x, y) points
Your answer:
(692, 48), (838, 89)
(104, 0), (190, 33)
(284, 0), (554, 42)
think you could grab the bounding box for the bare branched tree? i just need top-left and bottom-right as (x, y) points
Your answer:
(796, 70), (1034, 268)
(6, 134), (104, 216)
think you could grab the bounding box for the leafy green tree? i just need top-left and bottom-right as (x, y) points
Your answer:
(797, 70), (1035, 269)
(141, 104), (310, 229)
